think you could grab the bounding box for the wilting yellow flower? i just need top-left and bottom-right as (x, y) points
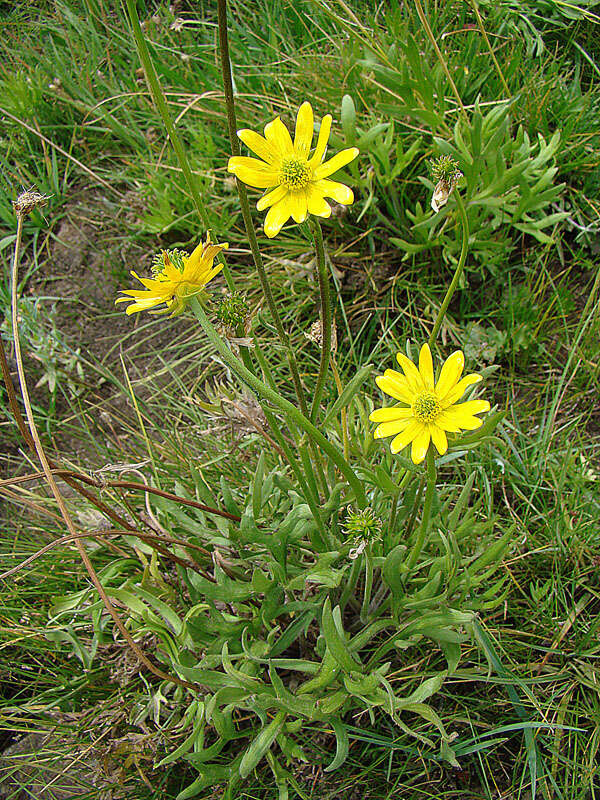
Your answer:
(116, 237), (227, 316)
(228, 101), (359, 238)
(370, 343), (490, 464)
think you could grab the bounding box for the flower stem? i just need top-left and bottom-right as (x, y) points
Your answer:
(428, 190), (469, 347)
(406, 449), (436, 570)
(11, 211), (196, 692)
(261, 406), (328, 543)
(340, 556), (362, 613)
(330, 355), (349, 461)
(216, 0), (310, 417)
(190, 298), (367, 508)
(309, 218), (332, 422)
(360, 545), (374, 623)
(124, 0), (235, 291)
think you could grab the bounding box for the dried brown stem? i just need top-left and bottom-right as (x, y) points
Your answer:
(9, 211), (198, 693)
(0, 528), (214, 581)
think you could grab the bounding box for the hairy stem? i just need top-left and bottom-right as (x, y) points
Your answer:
(216, 0), (310, 414)
(309, 218), (332, 422)
(406, 449), (437, 570)
(190, 298), (367, 508)
(429, 190), (469, 346)
(330, 355), (349, 461)
(360, 545), (374, 623)
(124, 0), (235, 290)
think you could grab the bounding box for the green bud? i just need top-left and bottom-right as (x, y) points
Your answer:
(216, 291), (250, 329)
(429, 155), (462, 184)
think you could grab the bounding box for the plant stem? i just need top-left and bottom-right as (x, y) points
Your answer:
(340, 556), (362, 613)
(123, 0), (235, 290)
(11, 211), (196, 692)
(406, 449), (436, 570)
(360, 545), (374, 623)
(261, 406), (328, 543)
(216, 0), (309, 416)
(429, 190), (469, 347)
(330, 355), (349, 461)
(309, 218), (332, 422)
(413, 0), (469, 124)
(469, 0), (511, 96)
(190, 298), (367, 508)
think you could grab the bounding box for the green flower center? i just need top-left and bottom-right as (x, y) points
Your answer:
(152, 248), (188, 277)
(413, 391), (442, 423)
(280, 156), (311, 189)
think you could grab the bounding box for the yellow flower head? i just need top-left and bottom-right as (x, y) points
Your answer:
(370, 343), (491, 464)
(116, 237), (227, 316)
(228, 101), (359, 238)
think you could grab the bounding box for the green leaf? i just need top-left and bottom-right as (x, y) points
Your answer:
(341, 94), (356, 145)
(324, 718), (349, 772)
(239, 711), (286, 779)
(321, 598), (364, 673)
(157, 704), (205, 766)
(252, 451), (266, 519)
(440, 640), (461, 673)
(397, 674), (445, 707)
(466, 525), (514, 577)
(322, 365), (372, 429)
(382, 545), (407, 598)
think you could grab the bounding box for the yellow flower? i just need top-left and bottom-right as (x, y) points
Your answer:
(116, 237), (227, 316)
(370, 343), (490, 464)
(228, 101), (359, 238)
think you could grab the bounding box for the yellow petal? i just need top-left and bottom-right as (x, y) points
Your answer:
(441, 373), (483, 407)
(264, 116), (294, 156)
(294, 102), (314, 159)
(289, 189), (308, 223)
(411, 426), (431, 464)
(390, 420), (421, 454)
(375, 418), (413, 439)
(228, 156), (279, 188)
(312, 178), (354, 205)
(448, 399), (490, 416)
(376, 372), (413, 404)
(418, 343), (434, 391)
(435, 350), (464, 399)
(313, 147), (359, 179)
(257, 184), (288, 212)
(309, 114), (332, 166)
(186, 241), (227, 271)
(307, 185), (332, 217)
(121, 296), (165, 314)
(264, 198), (291, 238)
(437, 404), (488, 432)
(237, 129), (278, 164)
(369, 406), (412, 423)
(430, 425), (448, 456)
(435, 410), (462, 433)
(395, 352), (425, 394)
(453, 414), (484, 431)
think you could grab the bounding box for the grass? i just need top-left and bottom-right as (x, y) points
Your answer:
(1, 0), (600, 798)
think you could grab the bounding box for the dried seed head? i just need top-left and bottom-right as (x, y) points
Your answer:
(429, 155), (463, 212)
(305, 319), (337, 353)
(13, 190), (49, 216)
